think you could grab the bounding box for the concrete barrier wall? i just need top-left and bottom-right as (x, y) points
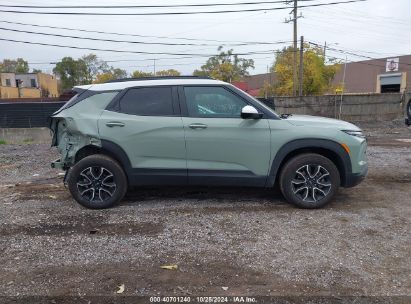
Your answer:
(0, 127), (51, 144)
(265, 93), (405, 122)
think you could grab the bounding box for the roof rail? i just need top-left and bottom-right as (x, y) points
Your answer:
(106, 76), (211, 83)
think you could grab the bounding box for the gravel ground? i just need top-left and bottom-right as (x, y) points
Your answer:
(0, 121), (410, 302)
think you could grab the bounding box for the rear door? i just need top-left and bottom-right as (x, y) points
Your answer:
(98, 86), (187, 185)
(179, 85), (271, 186)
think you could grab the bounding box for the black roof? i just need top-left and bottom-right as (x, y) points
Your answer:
(106, 76), (211, 83)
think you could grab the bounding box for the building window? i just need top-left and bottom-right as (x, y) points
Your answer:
(30, 79), (36, 88)
(5, 79), (11, 87)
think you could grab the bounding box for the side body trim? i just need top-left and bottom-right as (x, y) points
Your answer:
(96, 141), (266, 187)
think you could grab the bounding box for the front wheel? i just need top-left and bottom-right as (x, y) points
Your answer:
(279, 153), (340, 209)
(67, 155), (128, 209)
(407, 98), (411, 119)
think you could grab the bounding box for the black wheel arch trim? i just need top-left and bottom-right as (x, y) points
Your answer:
(407, 98), (411, 118)
(99, 139), (133, 182)
(267, 138), (353, 187)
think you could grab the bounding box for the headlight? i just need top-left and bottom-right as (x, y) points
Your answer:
(342, 130), (365, 138)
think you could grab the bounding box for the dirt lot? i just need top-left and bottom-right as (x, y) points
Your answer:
(0, 120), (410, 302)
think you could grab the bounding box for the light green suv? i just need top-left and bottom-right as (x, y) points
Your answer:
(50, 77), (368, 209)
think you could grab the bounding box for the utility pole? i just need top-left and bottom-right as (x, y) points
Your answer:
(339, 56), (348, 120)
(293, 0), (298, 96)
(285, 0), (302, 96)
(323, 41), (327, 63)
(299, 36), (304, 97)
(153, 59), (156, 75)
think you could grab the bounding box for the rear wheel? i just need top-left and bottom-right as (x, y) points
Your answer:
(67, 155), (127, 209)
(407, 98), (411, 118)
(279, 153), (340, 209)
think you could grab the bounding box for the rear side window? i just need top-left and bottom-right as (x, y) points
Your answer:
(55, 91), (118, 114)
(119, 87), (173, 116)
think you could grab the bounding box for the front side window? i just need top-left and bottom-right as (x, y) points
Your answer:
(184, 86), (247, 118)
(119, 87), (173, 116)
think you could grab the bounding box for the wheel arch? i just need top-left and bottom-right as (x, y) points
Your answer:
(267, 139), (352, 187)
(407, 97), (411, 118)
(74, 140), (133, 182)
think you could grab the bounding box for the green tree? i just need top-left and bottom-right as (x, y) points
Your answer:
(82, 54), (110, 83)
(262, 44), (339, 96)
(93, 68), (127, 83)
(0, 58), (29, 73)
(111, 68), (127, 79)
(156, 69), (181, 76)
(132, 70), (154, 78)
(193, 47), (254, 82)
(53, 57), (88, 90)
(32, 68), (43, 73)
(94, 72), (115, 84)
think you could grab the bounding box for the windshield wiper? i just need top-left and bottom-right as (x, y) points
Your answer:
(280, 114), (292, 119)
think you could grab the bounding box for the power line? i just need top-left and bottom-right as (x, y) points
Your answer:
(0, 26), (292, 47)
(0, 20), (290, 46)
(312, 6), (410, 26)
(0, 1), (368, 15)
(27, 55), (277, 65)
(0, 1), (316, 9)
(301, 21), (405, 44)
(309, 41), (411, 67)
(0, 37), (281, 57)
(309, 39), (406, 57)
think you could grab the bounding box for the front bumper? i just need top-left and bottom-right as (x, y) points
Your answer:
(344, 164), (368, 188)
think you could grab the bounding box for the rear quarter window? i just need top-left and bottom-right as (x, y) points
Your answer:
(55, 91), (119, 114)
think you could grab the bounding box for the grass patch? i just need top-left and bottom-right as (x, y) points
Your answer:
(0, 139), (7, 145)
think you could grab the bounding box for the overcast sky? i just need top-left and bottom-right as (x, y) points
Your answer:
(0, 0), (410, 75)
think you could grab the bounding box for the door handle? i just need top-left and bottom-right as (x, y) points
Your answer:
(189, 123), (208, 129)
(106, 121), (125, 127)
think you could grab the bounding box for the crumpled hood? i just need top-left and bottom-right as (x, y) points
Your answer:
(285, 115), (361, 130)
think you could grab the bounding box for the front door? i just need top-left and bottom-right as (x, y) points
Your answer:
(98, 86), (187, 185)
(180, 86), (271, 186)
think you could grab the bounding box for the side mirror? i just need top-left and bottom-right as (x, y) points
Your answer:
(241, 105), (263, 119)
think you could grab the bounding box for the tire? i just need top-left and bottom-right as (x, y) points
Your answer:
(407, 98), (411, 119)
(67, 154), (127, 209)
(279, 153), (340, 209)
